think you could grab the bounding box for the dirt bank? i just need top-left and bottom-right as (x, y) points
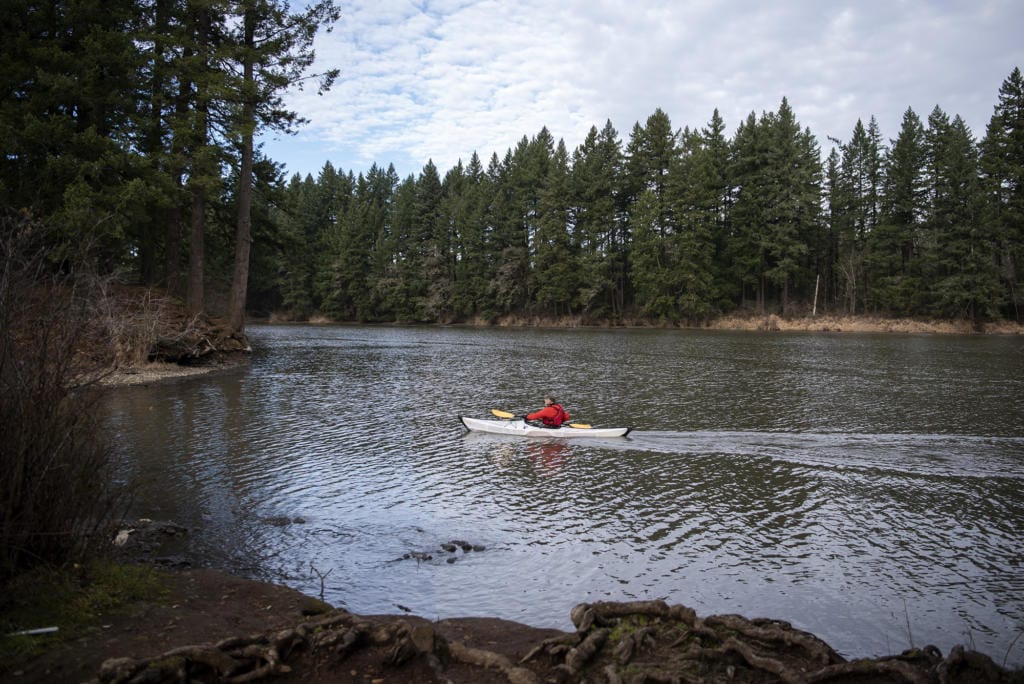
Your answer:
(276, 312), (1024, 335)
(99, 353), (250, 387)
(7, 565), (1020, 684)
(703, 313), (1024, 335)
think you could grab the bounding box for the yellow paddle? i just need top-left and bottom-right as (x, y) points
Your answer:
(490, 408), (592, 429)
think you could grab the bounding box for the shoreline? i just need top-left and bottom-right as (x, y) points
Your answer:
(10, 562), (1020, 683)
(99, 354), (251, 387)
(268, 312), (1024, 335)
(98, 313), (1022, 386)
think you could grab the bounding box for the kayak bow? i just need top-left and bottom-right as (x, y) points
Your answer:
(460, 416), (631, 438)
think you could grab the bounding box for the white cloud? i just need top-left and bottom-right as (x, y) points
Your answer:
(262, 0), (1024, 179)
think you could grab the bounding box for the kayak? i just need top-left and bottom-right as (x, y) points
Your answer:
(460, 416), (632, 438)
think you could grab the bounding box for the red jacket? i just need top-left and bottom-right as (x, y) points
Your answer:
(526, 404), (569, 427)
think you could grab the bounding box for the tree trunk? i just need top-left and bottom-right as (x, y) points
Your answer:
(227, 9), (256, 333)
(164, 189), (183, 296)
(187, 185), (205, 315)
(228, 134), (253, 332)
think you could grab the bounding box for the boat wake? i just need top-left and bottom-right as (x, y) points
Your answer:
(603, 430), (1024, 480)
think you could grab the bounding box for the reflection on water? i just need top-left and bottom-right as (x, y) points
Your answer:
(104, 325), (1024, 667)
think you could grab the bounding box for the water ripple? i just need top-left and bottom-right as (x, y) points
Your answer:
(103, 325), (1024, 669)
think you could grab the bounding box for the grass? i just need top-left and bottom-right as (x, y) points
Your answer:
(0, 560), (169, 671)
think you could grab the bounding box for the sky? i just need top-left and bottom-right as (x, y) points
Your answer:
(258, 0), (1024, 181)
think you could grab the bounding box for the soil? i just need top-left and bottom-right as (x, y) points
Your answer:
(7, 563), (1021, 684)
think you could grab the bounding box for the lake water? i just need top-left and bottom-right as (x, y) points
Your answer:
(104, 324), (1024, 667)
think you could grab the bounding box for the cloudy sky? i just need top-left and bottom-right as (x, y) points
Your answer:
(258, 0), (1024, 181)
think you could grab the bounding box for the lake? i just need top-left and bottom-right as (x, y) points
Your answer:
(104, 324), (1024, 667)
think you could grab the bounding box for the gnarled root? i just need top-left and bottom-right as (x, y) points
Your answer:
(448, 641), (541, 684)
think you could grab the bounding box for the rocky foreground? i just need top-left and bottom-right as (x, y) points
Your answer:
(73, 577), (1024, 683)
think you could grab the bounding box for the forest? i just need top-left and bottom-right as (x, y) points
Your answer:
(2, 1), (1023, 327)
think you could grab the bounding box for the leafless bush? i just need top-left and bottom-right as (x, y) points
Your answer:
(93, 282), (176, 367)
(0, 212), (125, 579)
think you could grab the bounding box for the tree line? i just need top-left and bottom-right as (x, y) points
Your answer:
(268, 69), (1023, 324)
(2, 3), (1021, 326)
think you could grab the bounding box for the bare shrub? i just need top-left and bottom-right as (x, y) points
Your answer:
(0, 212), (125, 579)
(96, 284), (174, 367)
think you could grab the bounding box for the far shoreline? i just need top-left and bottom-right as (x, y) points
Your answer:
(259, 312), (1024, 336)
(99, 313), (1022, 387)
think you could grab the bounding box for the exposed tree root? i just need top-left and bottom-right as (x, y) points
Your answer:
(92, 601), (1021, 683)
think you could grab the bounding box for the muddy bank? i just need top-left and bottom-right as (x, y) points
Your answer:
(99, 353), (250, 387)
(9, 521), (1008, 683)
(11, 564), (1021, 684)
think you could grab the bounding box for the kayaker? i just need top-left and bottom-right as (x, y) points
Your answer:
(526, 395), (570, 427)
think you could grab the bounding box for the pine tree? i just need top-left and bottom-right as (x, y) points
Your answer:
(727, 100), (821, 314)
(980, 66), (1024, 320)
(669, 123), (724, 319)
(225, 0), (340, 332)
(570, 120), (624, 317)
(624, 110), (679, 315)
(822, 147), (843, 312)
(833, 117), (886, 313)
(628, 190), (669, 316)
(533, 140), (576, 316)
(701, 109), (736, 312)
(925, 112), (1000, 320)
(0, 0), (152, 265)
(728, 111), (775, 312)
(869, 108), (928, 314)
(451, 152), (491, 319)
(410, 160), (444, 320)
(763, 98), (820, 315)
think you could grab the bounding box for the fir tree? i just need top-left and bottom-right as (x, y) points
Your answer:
(980, 67), (1024, 319)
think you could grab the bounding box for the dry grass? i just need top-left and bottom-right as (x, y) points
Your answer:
(263, 310), (1024, 335)
(705, 313), (1024, 335)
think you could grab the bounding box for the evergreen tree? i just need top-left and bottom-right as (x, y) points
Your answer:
(669, 124), (724, 319)
(277, 163), (351, 318)
(925, 111), (1000, 320)
(489, 138), (539, 315)
(728, 99), (821, 314)
(451, 152), (491, 319)
(181, 0), (230, 314)
(0, 0), (153, 267)
(316, 164), (394, 321)
(533, 139), (576, 316)
(763, 98), (820, 314)
(629, 188), (676, 317)
(980, 66), (1024, 320)
(410, 160), (444, 320)
(700, 109), (736, 312)
(869, 108), (928, 314)
(624, 109), (679, 315)
(727, 111), (775, 311)
(377, 174), (417, 319)
(225, 0), (340, 332)
(623, 108), (676, 218)
(570, 120), (625, 317)
(275, 172), (318, 317)
(833, 117), (886, 313)
(822, 146), (843, 312)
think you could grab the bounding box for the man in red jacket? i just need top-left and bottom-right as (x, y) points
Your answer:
(526, 395), (569, 427)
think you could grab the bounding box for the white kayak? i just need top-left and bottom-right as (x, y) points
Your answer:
(461, 416), (632, 438)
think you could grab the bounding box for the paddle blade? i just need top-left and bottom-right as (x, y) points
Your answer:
(568, 422), (592, 429)
(491, 409), (515, 419)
